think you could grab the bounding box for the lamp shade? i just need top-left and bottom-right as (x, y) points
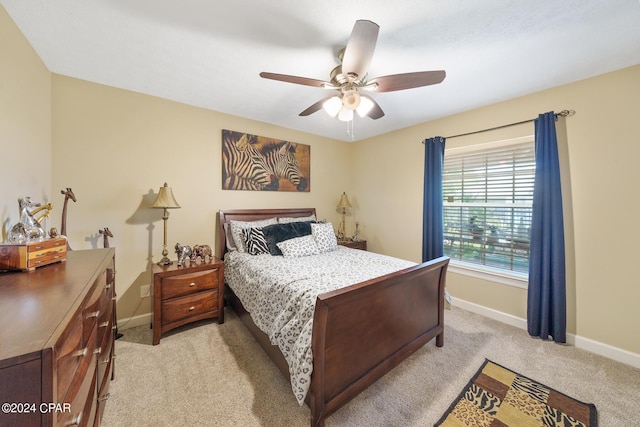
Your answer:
(337, 192), (352, 209)
(151, 183), (181, 209)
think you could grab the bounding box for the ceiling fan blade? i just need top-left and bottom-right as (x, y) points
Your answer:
(260, 72), (330, 88)
(299, 96), (335, 116)
(368, 70), (446, 93)
(359, 94), (385, 119)
(341, 20), (379, 80)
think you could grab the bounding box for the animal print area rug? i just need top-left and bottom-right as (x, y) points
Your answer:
(435, 359), (598, 427)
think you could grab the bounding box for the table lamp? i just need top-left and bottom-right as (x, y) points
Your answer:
(336, 192), (352, 241)
(151, 182), (181, 265)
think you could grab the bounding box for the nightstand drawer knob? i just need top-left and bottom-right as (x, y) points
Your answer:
(189, 282), (196, 287)
(188, 306), (195, 311)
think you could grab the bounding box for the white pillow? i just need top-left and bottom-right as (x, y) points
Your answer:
(229, 218), (277, 252)
(311, 222), (338, 253)
(276, 235), (319, 258)
(278, 214), (316, 223)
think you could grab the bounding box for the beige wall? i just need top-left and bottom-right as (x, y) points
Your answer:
(353, 65), (640, 355)
(51, 75), (353, 322)
(0, 5), (51, 235)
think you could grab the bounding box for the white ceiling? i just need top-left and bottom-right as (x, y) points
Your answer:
(3, 0), (640, 141)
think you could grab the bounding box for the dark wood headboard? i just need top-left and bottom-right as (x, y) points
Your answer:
(218, 208), (317, 258)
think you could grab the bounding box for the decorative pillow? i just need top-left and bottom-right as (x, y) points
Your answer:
(229, 217), (277, 253)
(276, 235), (319, 258)
(262, 221), (314, 255)
(278, 214), (316, 224)
(242, 227), (270, 255)
(311, 222), (338, 253)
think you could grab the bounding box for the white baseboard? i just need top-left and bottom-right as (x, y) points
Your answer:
(117, 312), (151, 331)
(451, 297), (640, 370)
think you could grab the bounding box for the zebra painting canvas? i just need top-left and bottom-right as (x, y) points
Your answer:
(222, 130), (310, 192)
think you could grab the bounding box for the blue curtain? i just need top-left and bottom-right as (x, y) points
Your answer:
(527, 112), (566, 343)
(422, 136), (446, 262)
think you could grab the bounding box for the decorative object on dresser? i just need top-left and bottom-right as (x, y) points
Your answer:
(150, 182), (181, 265)
(99, 227), (113, 248)
(0, 237), (67, 271)
(152, 257), (224, 345)
(8, 196), (48, 242)
(0, 248), (117, 426)
(190, 244), (212, 264)
(60, 187), (77, 250)
(336, 192), (352, 241)
(337, 239), (367, 251)
(174, 243), (192, 266)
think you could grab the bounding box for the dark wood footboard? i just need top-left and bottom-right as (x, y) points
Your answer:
(309, 256), (449, 427)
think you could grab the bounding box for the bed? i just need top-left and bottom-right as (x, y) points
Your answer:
(218, 208), (449, 427)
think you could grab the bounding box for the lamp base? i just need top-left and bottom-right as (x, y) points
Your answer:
(157, 257), (173, 266)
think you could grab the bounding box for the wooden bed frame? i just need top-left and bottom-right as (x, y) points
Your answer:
(218, 208), (449, 427)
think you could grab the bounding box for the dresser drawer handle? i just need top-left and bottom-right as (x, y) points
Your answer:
(99, 321), (110, 328)
(112, 325), (118, 331)
(189, 282), (196, 287)
(98, 393), (111, 403)
(100, 357), (111, 365)
(94, 348), (102, 355)
(105, 283), (111, 290)
(86, 310), (100, 319)
(73, 348), (88, 358)
(112, 296), (117, 301)
(188, 306), (195, 311)
(65, 412), (82, 426)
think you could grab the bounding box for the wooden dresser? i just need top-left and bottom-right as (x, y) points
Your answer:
(152, 258), (224, 345)
(0, 248), (116, 427)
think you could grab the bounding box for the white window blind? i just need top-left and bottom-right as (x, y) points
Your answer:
(443, 140), (534, 275)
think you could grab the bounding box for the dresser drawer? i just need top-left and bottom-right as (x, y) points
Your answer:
(27, 245), (66, 268)
(161, 289), (219, 325)
(58, 325), (98, 427)
(161, 269), (219, 300)
(56, 312), (84, 402)
(83, 274), (109, 344)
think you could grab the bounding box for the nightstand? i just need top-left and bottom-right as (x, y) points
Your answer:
(152, 258), (224, 345)
(338, 240), (367, 251)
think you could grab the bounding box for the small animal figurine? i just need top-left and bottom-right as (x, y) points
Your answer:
(190, 244), (212, 264)
(175, 243), (192, 267)
(99, 227), (114, 248)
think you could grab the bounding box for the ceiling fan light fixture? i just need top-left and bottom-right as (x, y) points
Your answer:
(322, 96), (342, 117)
(342, 89), (361, 110)
(356, 96), (374, 117)
(338, 106), (354, 122)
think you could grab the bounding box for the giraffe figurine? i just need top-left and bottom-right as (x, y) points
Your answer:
(60, 188), (76, 250)
(99, 227), (113, 248)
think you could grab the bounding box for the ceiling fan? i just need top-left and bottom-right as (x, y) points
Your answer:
(260, 20), (446, 122)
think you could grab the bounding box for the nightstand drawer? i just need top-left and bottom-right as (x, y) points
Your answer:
(161, 289), (219, 325)
(161, 269), (219, 300)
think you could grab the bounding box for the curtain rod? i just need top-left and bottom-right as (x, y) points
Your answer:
(425, 109), (575, 142)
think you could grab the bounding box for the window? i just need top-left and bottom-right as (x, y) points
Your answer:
(443, 138), (534, 280)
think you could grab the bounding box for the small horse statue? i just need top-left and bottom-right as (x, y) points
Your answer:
(190, 244), (212, 264)
(8, 197), (47, 242)
(175, 243), (192, 267)
(99, 227), (113, 248)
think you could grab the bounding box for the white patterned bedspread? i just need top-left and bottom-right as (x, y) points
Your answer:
(224, 246), (416, 404)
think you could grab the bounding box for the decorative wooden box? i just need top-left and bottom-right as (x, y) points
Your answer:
(0, 237), (67, 271)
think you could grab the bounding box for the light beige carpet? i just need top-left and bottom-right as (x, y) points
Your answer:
(102, 306), (640, 426)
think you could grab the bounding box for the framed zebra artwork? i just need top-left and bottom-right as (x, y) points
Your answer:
(222, 129), (310, 192)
